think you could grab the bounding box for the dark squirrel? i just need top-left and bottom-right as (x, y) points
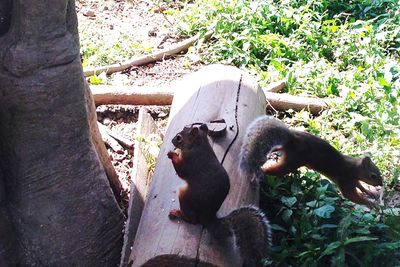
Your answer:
(240, 116), (383, 207)
(167, 124), (271, 265)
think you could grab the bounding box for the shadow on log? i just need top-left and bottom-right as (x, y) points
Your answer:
(128, 64), (266, 266)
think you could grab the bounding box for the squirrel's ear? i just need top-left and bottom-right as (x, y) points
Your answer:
(361, 156), (373, 167)
(189, 127), (199, 137)
(199, 123), (209, 133)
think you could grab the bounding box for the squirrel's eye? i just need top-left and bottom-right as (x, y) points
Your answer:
(176, 134), (182, 143)
(371, 174), (377, 180)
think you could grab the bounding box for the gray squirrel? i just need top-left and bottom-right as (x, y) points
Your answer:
(240, 116), (382, 207)
(168, 123), (271, 266)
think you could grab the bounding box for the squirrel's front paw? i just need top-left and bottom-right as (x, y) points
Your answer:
(167, 151), (176, 159)
(169, 209), (183, 220)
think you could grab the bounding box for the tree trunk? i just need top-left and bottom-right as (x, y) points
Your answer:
(0, 0), (124, 265)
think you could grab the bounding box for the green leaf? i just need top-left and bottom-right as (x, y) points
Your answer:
(320, 241), (341, 257)
(282, 208), (293, 222)
(281, 196), (297, 207)
(306, 200), (318, 208)
(270, 224), (288, 232)
(314, 204), (335, 218)
(378, 241), (400, 250)
(320, 224), (338, 229)
(88, 75), (103, 85)
(344, 236), (378, 245)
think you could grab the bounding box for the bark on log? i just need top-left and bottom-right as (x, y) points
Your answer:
(128, 64), (266, 266)
(121, 107), (158, 266)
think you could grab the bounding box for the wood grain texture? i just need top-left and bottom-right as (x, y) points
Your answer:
(121, 107), (159, 266)
(128, 64), (266, 267)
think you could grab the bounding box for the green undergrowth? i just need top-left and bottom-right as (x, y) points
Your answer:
(166, 0), (400, 265)
(260, 172), (400, 266)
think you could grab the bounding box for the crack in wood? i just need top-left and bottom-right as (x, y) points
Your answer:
(221, 74), (242, 165)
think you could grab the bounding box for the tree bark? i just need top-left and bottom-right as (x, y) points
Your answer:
(0, 0), (124, 265)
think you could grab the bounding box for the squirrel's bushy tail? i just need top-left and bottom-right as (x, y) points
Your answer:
(212, 206), (271, 265)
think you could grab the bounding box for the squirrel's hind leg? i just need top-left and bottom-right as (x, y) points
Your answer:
(169, 186), (200, 224)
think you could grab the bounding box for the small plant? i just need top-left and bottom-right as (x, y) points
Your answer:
(135, 134), (163, 177)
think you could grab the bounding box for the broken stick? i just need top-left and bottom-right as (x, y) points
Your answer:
(83, 31), (213, 77)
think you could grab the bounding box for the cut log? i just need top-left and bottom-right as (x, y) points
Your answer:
(120, 107), (159, 267)
(128, 64), (266, 266)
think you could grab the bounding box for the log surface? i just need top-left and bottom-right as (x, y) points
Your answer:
(128, 65), (266, 266)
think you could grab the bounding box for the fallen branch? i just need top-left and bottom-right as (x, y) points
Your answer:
(102, 123), (134, 149)
(97, 122), (124, 153)
(92, 85), (174, 106)
(83, 31), (214, 77)
(91, 84), (339, 115)
(264, 92), (335, 114)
